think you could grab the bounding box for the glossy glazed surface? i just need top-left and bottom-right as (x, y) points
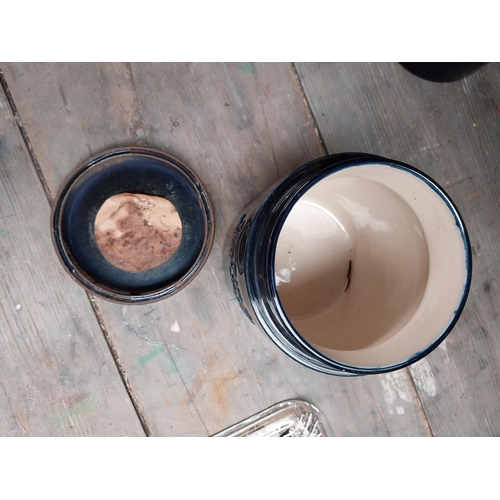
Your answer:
(275, 164), (468, 368)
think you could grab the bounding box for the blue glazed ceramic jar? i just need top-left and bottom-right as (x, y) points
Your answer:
(229, 153), (472, 376)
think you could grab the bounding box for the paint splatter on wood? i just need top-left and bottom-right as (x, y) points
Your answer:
(381, 370), (414, 415)
(139, 346), (164, 365)
(410, 359), (437, 397)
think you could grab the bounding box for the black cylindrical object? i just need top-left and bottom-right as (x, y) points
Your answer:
(400, 62), (488, 82)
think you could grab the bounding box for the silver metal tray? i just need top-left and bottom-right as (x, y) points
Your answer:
(213, 399), (329, 437)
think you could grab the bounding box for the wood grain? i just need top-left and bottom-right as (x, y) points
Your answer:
(295, 62), (500, 436)
(0, 83), (144, 436)
(1, 62), (432, 436)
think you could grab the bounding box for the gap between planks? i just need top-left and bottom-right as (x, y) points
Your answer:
(290, 62), (435, 436)
(0, 66), (152, 437)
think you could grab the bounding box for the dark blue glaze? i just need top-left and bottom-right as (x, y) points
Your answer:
(52, 147), (214, 303)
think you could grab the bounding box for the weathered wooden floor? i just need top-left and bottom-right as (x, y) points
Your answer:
(0, 62), (498, 436)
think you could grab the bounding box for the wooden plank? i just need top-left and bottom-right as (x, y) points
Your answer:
(2, 62), (431, 436)
(0, 82), (144, 436)
(295, 62), (500, 436)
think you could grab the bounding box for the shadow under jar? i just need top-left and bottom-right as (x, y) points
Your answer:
(229, 153), (472, 376)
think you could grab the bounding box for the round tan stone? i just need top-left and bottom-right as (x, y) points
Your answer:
(94, 193), (182, 273)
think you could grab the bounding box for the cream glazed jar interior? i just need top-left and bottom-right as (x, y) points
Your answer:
(274, 163), (469, 368)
